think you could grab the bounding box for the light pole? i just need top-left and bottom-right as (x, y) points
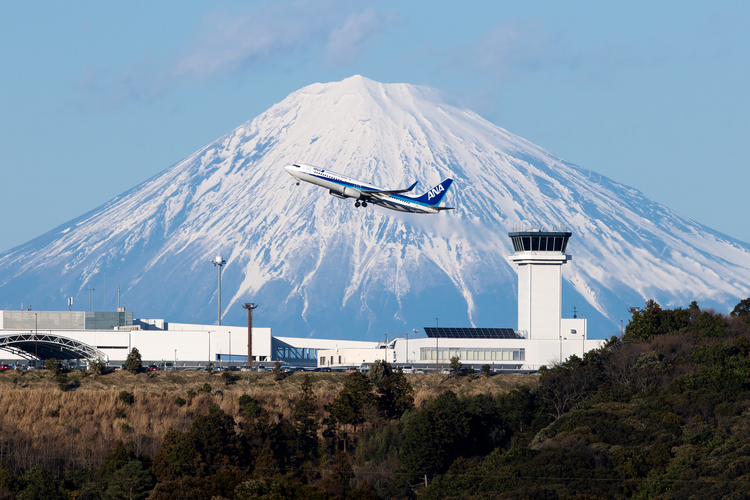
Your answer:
(35, 313), (38, 363)
(243, 303), (259, 371)
(211, 255), (226, 325)
(435, 318), (439, 373)
(412, 329), (418, 363)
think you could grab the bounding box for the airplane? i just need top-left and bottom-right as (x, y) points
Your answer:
(284, 163), (454, 214)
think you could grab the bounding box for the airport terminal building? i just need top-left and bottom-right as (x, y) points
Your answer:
(0, 229), (604, 371)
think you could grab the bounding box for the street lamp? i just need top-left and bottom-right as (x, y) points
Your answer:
(435, 318), (439, 373)
(243, 303), (259, 371)
(210, 255), (226, 325)
(412, 329), (418, 363)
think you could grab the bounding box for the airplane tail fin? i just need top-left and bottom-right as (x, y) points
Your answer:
(411, 178), (454, 206)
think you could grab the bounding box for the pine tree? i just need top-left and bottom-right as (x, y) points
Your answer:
(125, 347), (143, 373)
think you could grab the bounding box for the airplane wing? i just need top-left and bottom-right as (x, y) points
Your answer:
(433, 206), (455, 211)
(361, 181), (418, 196)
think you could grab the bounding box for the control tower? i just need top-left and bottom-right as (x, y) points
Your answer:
(507, 228), (574, 340)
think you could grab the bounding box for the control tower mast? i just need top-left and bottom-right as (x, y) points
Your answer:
(507, 228), (572, 340)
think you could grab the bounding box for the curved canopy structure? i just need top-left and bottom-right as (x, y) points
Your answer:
(0, 333), (107, 361)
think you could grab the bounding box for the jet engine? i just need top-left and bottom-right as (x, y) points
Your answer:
(342, 187), (362, 199)
(329, 187), (361, 200)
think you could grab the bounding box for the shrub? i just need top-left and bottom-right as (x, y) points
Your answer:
(199, 383), (212, 394)
(273, 361), (284, 381)
(481, 365), (491, 377)
(175, 397), (187, 407)
(239, 394), (262, 417)
(118, 390), (134, 405)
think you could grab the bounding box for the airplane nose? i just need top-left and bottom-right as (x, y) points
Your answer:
(284, 165), (294, 174)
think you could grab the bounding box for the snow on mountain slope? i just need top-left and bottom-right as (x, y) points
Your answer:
(0, 75), (748, 339)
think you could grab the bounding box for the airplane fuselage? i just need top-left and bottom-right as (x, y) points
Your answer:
(284, 163), (453, 214)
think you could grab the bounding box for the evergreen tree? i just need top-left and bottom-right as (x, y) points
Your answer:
(294, 374), (320, 460)
(368, 360), (393, 387)
(377, 367), (414, 419)
(102, 460), (155, 500)
(124, 348), (142, 373)
(731, 298), (750, 323)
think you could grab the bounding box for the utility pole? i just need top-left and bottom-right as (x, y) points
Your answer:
(243, 303), (259, 371)
(211, 256), (226, 325)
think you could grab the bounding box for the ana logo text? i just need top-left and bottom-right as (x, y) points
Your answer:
(427, 184), (445, 200)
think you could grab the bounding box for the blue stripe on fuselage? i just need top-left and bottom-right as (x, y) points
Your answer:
(309, 173), (432, 208)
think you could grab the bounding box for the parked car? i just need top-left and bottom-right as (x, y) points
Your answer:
(255, 365), (268, 372)
(313, 367), (332, 372)
(400, 366), (415, 374)
(148, 364), (158, 371)
(0, 364), (10, 371)
(227, 366), (240, 372)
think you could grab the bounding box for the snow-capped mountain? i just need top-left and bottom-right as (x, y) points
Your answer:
(1, 76), (748, 339)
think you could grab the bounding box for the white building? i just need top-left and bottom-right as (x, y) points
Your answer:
(318, 228), (603, 371)
(0, 229), (603, 371)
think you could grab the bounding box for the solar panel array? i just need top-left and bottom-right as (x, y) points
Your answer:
(423, 327), (519, 339)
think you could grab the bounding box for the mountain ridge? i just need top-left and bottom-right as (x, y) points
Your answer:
(1, 75), (748, 339)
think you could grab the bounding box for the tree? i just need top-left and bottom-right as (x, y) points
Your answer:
(46, 358), (69, 391)
(294, 374), (320, 460)
(103, 460), (155, 500)
(731, 298), (750, 323)
(449, 356), (462, 375)
(325, 372), (376, 452)
(272, 361), (284, 381)
(399, 391), (471, 480)
(377, 367), (414, 419)
(368, 360), (393, 386)
(125, 348), (142, 373)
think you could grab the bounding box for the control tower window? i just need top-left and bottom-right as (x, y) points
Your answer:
(522, 237), (531, 251)
(531, 237), (539, 251)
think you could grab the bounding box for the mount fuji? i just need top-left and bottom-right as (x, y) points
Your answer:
(1, 76), (748, 340)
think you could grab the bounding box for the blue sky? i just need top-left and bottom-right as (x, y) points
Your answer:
(1, 1), (748, 253)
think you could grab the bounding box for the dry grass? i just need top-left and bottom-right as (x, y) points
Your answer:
(0, 369), (536, 474)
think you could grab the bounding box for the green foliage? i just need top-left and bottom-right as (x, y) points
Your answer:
(449, 356), (462, 374)
(199, 383), (212, 394)
(153, 406), (242, 479)
(376, 367), (414, 419)
(118, 390), (134, 405)
(124, 348), (142, 373)
(399, 391), (503, 480)
(205, 362), (214, 373)
(239, 394), (262, 417)
(221, 371), (236, 385)
(731, 297), (750, 322)
(16, 466), (68, 500)
(325, 372), (376, 431)
(90, 358), (108, 375)
(368, 359), (393, 386)
(272, 361), (283, 381)
(293, 374), (320, 461)
(175, 396), (186, 407)
(481, 364), (491, 377)
(103, 460), (155, 500)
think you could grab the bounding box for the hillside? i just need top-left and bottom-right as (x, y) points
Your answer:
(1, 301), (750, 499)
